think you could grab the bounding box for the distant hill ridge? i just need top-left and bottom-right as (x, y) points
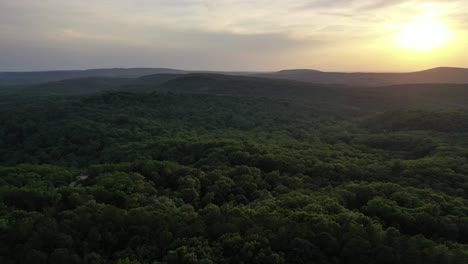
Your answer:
(0, 68), (188, 85)
(1, 67), (468, 86)
(0, 68), (253, 85)
(255, 67), (468, 86)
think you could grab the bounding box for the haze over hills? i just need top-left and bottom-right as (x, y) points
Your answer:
(0, 68), (188, 85)
(0, 68), (256, 85)
(1, 72), (467, 117)
(255, 67), (468, 86)
(2, 66), (468, 86)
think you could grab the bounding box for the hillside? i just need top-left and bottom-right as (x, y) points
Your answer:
(2, 74), (468, 116)
(255, 67), (468, 86)
(0, 68), (187, 85)
(3, 67), (468, 87)
(0, 68), (256, 85)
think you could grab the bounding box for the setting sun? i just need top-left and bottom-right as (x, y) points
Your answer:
(395, 13), (452, 52)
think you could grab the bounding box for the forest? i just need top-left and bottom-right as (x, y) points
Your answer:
(0, 74), (467, 263)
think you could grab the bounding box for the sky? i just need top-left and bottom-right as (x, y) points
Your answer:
(0, 0), (467, 72)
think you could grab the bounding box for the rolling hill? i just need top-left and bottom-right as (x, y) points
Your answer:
(0, 68), (187, 85)
(3, 67), (468, 87)
(0, 68), (256, 85)
(2, 73), (468, 116)
(255, 67), (468, 86)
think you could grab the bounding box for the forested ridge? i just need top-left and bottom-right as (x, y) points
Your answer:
(0, 74), (468, 263)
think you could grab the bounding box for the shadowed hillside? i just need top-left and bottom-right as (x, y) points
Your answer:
(2, 74), (468, 116)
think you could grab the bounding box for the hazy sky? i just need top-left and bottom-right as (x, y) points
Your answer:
(0, 0), (467, 72)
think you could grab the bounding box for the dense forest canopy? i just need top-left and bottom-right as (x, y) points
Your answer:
(0, 74), (467, 263)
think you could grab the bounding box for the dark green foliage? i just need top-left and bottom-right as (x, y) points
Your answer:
(0, 79), (467, 263)
(363, 110), (468, 133)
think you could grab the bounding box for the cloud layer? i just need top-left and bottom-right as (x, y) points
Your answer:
(0, 0), (466, 71)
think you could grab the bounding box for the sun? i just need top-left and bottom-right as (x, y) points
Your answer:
(395, 14), (452, 52)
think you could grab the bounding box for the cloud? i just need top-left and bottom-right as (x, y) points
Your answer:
(0, 0), (467, 71)
(358, 0), (409, 10)
(0, 24), (324, 71)
(296, 0), (407, 11)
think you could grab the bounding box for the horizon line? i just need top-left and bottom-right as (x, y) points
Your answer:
(1, 66), (467, 74)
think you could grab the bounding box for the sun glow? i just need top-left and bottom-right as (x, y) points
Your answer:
(395, 13), (452, 52)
